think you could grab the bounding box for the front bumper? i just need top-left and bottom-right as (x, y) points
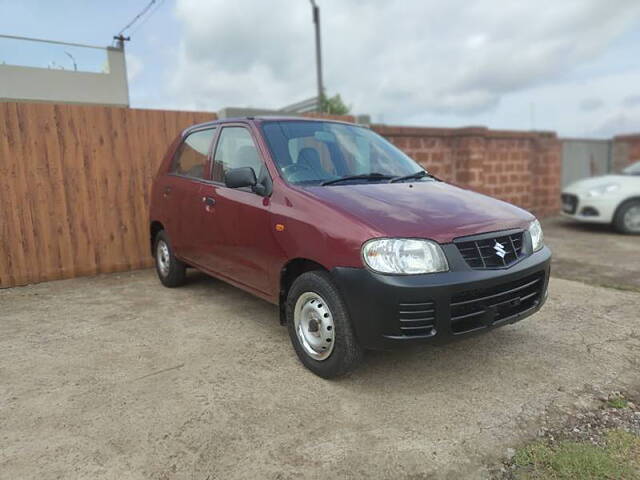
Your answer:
(561, 192), (616, 223)
(331, 246), (551, 350)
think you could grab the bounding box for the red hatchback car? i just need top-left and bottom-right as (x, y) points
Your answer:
(149, 117), (550, 378)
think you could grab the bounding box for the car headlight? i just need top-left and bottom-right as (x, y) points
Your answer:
(528, 219), (544, 252)
(587, 183), (620, 197)
(361, 238), (449, 274)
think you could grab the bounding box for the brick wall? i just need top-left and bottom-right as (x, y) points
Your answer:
(373, 125), (562, 218)
(613, 133), (640, 171)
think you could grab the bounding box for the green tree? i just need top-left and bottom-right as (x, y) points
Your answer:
(320, 93), (350, 115)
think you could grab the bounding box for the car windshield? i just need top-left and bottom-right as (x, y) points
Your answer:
(622, 161), (640, 176)
(261, 120), (431, 186)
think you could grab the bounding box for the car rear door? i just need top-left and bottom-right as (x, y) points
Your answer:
(164, 127), (217, 264)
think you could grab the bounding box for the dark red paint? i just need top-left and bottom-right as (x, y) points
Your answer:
(149, 118), (534, 305)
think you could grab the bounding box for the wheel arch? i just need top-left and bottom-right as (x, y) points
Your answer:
(613, 196), (640, 219)
(615, 196), (640, 210)
(279, 258), (329, 325)
(613, 196), (640, 232)
(150, 221), (165, 256)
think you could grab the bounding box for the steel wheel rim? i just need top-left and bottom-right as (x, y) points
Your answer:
(293, 292), (335, 361)
(156, 240), (171, 276)
(623, 206), (640, 232)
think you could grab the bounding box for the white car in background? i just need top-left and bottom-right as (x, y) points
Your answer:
(561, 161), (640, 234)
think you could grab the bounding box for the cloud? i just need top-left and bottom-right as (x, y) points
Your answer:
(167, 0), (640, 127)
(126, 52), (143, 82)
(579, 98), (603, 112)
(622, 95), (640, 107)
(590, 112), (640, 137)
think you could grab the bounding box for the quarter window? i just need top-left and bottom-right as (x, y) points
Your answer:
(171, 128), (216, 179)
(212, 127), (265, 183)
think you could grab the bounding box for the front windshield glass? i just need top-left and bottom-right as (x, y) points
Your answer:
(261, 120), (429, 185)
(622, 161), (640, 175)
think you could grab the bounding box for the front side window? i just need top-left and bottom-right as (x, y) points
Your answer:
(212, 127), (266, 183)
(261, 121), (427, 185)
(171, 128), (216, 179)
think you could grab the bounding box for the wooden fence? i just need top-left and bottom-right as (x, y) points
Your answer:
(0, 102), (213, 288)
(1, 102), (562, 289)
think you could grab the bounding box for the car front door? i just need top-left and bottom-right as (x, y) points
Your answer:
(196, 124), (281, 297)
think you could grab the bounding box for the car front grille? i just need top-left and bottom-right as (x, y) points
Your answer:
(450, 272), (544, 335)
(561, 193), (578, 214)
(397, 300), (436, 337)
(456, 231), (524, 269)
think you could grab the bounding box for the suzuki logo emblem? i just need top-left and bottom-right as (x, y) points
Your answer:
(494, 241), (507, 258)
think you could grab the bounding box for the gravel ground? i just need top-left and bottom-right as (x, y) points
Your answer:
(494, 390), (640, 478)
(0, 217), (638, 479)
(542, 392), (640, 445)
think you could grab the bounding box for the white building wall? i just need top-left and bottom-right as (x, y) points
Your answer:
(0, 46), (129, 107)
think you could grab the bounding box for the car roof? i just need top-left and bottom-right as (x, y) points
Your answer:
(182, 115), (358, 137)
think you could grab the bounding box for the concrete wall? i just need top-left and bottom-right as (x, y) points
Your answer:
(218, 106), (370, 124)
(561, 139), (611, 186)
(0, 47), (129, 107)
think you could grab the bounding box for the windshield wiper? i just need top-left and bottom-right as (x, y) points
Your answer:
(389, 170), (429, 183)
(320, 173), (394, 186)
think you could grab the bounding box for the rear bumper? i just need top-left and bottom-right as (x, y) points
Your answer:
(331, 246), (551, 350)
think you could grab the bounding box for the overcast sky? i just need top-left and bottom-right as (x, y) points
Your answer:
(1, 0), (640, 137)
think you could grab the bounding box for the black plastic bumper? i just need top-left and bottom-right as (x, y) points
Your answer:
(331, 246), (551, 351)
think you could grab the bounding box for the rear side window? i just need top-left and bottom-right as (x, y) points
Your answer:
(171, 128), (216, 179)
(212, 127), (266, 182)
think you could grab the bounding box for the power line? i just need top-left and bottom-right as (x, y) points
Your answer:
(129, 0), (165, 35)
(117, 0), (158, 36)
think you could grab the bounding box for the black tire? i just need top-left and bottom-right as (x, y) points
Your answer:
(286, 270), (364, 378)
(613, 200), (640, 235)
(153, 230), (187, 287)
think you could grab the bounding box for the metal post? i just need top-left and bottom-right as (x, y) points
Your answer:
(112, 34), (130, 50)
(64, 51), (78, 71)
(310, 0), (324, 112)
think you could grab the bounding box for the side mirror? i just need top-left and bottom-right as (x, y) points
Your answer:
(225, 167), (257, 189)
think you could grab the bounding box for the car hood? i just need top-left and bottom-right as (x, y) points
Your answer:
(301, 181), (533, 244)
(564, 174), (635, 193)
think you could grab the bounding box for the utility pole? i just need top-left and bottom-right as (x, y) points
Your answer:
(113, 34), (130, 50)
(309, 0), (324, 112)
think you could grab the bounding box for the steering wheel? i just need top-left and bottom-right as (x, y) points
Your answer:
(282, 162), (316, 181)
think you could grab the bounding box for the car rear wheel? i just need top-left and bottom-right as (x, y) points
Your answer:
(286, 270), (363, 378)
(154, 230), (186, 287)
(614, 200), (640, 234)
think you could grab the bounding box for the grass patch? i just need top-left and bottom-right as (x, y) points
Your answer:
(609, 397), (629, 409)
(512, 430), (640, 479)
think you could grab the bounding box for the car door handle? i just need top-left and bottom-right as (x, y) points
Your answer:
(163, 186), (171, 197)
(202, 196), (216, 206)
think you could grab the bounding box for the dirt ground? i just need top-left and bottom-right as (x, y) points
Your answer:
(544, 216), (640, 292)
(1, 217), (638, 479)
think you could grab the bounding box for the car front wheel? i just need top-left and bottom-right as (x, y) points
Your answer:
(614, 200), (640, 234)
(286, 271), (364, 378)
